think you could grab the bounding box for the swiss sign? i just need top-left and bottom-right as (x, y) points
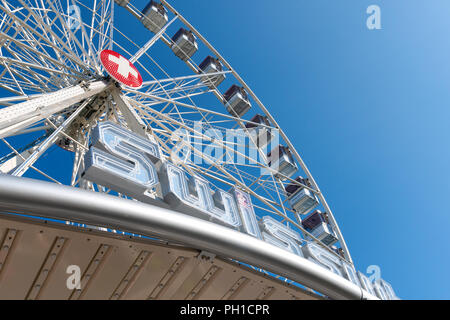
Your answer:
(100, 50), (143, 88)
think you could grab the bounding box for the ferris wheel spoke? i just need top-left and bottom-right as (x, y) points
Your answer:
(139, 71), (231, 92)
(31, 1), (81, 65)
(40, 2), (89, 71)
(0, 77), (48, 93)
(43, 0), (101, 72)
(10, 96), (93, 177)
(25, 1), (81, 61)
(16, 29), (74, 73)
(2, 61), (25, 94)
(0, 1), (92, 74)
(2, 6), (66, 62)
(129, 15), (177, 64)
(148, 82), (211, 98)
(1, 3), (66, 60)
(124, 88), (244, 124)
(125, 93), (207, 132)
(0, 56), (78, 91)
(138, 101), (276, 190)
(0, 31), (84, 81)
(0, 32), (88, 80)
(148, 76), (205, 93)
(70, 127), (91, 187)
(130, 99), (269, 170)
(0, 136), (62, 184)
(133, 112), (274, 198)
(246, 175), (280, 202)
(0, 57), (57, 90)
(220, 164), (285, 208)
(155, 127), (246, 186)
(128, 90), (212, 111)
(145, 76), (211, 103)
(71, 0), (115, 53)
(88, 0), (114, 54)
(0, 78), (25, 95)
(0, 135), (41, 174)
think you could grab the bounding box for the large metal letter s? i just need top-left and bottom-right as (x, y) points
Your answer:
(259, 216), (303, 256)
(83, 121), (161, 202)
(302, 243), (342, 277)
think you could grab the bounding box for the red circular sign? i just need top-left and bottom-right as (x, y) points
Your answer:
(100, 50), (143, 88)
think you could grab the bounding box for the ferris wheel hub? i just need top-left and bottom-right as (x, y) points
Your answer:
(100, 50), (143, 88)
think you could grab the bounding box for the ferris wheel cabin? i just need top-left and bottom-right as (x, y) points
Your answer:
(223, 85), (251, 117)
(267, 145), (298, 180)
(171, 28), (198, 61)
(285, 176), (319, 215)
(302, 210), (338, 246)
(245, 114), (274, 148)
(141, 1), (169, 33)
(198, 56), (226, 88)
(114, 0), (130, 7)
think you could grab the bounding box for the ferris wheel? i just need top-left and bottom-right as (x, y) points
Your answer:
(0, 0), (386, 300)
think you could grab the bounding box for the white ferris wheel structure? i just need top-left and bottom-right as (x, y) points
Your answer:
(0, 0), (393, 300)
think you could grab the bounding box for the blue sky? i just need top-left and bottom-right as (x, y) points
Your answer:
(157, 0), (450, 299)
(2, 0), (448, 299)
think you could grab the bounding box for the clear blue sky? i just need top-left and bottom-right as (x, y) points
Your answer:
(3, 0), (448, 299)
(152, 0), (449, 299)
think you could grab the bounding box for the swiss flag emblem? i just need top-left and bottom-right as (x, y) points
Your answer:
(100, 50), (143, 88)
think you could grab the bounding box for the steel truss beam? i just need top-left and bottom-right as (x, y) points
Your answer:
(0, 80), (111, 138)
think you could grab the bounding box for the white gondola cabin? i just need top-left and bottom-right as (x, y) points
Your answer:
(171, 28), (198, 61)
(198, 56), (226, 88)
(245, 114), (274, 148)
(267, 145), (297, 180)
(285, 176), (319, 215)
(114, 0), (129, 7)
(302, 210), (338, 246)
(141, 1), (168, 33)
(223, 85), (251, 117)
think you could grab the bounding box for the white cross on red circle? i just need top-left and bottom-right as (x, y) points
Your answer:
(100, 50), (143, 88)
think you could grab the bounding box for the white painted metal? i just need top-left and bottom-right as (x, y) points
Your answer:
(0, 80), (110, 138)
(130, 15), (178, 64)
(0, 145), (38, 173)
(11, 98), (93, 177)
(0, 212), (321, 300)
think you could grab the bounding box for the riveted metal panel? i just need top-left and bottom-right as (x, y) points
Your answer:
(0, 214), (321, 300)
